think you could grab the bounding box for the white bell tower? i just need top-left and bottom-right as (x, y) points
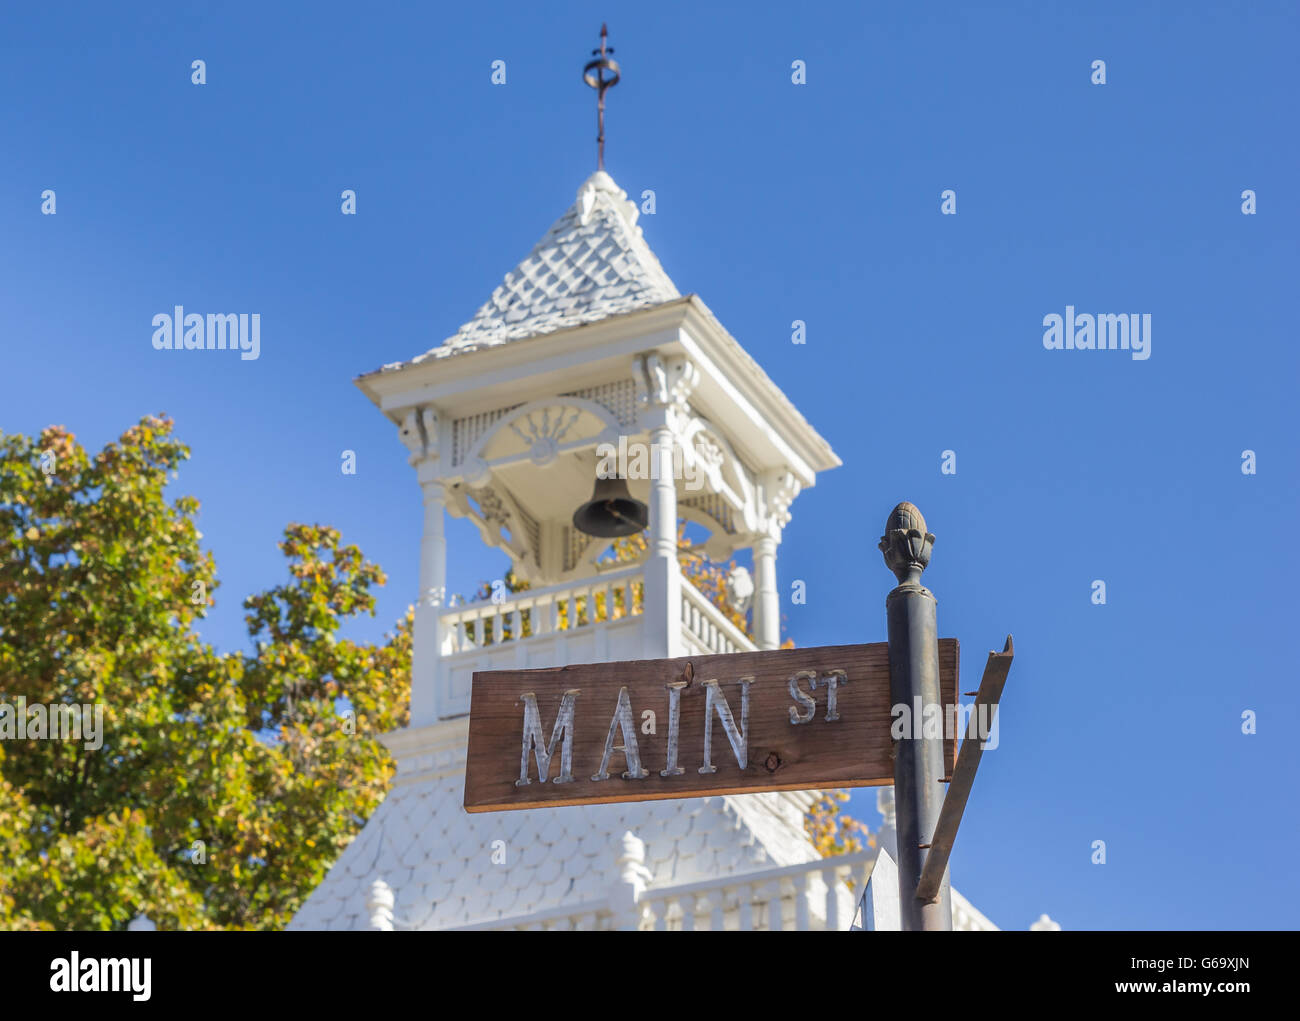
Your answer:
(292, 168), (864, 933)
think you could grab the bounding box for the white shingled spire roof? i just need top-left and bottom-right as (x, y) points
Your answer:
(410, 171), (679, 364)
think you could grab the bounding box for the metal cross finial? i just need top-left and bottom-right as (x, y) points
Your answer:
(583, 23), (621, 171)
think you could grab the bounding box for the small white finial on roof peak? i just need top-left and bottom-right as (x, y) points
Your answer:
(577, 170), (636, 229)
(581, 169), (619, 194)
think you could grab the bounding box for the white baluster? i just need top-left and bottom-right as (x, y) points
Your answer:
(710, 891), (725, 932)
(738, 885), (754, 930)
(795, 872), (811, 931)
(825, 866), (841, 931)
(511, 607), (521, 642)
(608, 830), (653, 932)
(766, 880), (783, 931)
(680, 894), (697, 932)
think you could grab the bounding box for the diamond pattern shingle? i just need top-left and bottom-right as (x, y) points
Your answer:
(404, 171), (679, 365)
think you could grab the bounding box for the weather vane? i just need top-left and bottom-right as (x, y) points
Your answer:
(583, 23), (621, 171)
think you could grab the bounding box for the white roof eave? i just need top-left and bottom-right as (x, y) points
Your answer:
(356, 296), (839, 482)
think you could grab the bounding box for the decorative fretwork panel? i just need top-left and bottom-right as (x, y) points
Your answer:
(561, 379), (638, 429)
(452, 405), (524, 466)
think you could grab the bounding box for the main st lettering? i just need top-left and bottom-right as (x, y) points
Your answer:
(515, 670), (848, 787)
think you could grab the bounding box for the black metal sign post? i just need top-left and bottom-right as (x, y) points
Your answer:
(879, 502), (1015, 931)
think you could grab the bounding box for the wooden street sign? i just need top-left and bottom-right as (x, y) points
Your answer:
(463, 640), (960, 812)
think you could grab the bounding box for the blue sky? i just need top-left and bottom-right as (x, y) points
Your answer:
(2, 1), (1297, 930)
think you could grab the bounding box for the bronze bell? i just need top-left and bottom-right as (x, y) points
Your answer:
(572, 475), (648, 538)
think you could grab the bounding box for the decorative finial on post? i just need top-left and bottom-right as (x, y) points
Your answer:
(583, 23), (621, 171)
(878, 501), (935, 589)
(879, 500), (951, 930)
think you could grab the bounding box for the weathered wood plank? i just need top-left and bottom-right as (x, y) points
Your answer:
(463, 640), (960, 812)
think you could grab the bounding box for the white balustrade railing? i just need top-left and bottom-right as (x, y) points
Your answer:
(439, 566), (645, 656)
(448, 849), (875, 932)
(636, 850), (872, 931)
(420, 842), (1005, 932)
(438, 567), (758, 659)
(680, 580), (755, 656)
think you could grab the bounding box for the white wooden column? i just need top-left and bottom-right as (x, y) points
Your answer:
(642, 422), (683, 659)
(753, 534), (780, 651)
(411, 476), (447, 726)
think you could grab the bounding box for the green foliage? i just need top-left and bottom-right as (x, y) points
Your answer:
(0, 417), (410, 930)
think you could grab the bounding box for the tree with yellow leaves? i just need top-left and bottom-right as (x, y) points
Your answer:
(1, 417), (410, 930)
